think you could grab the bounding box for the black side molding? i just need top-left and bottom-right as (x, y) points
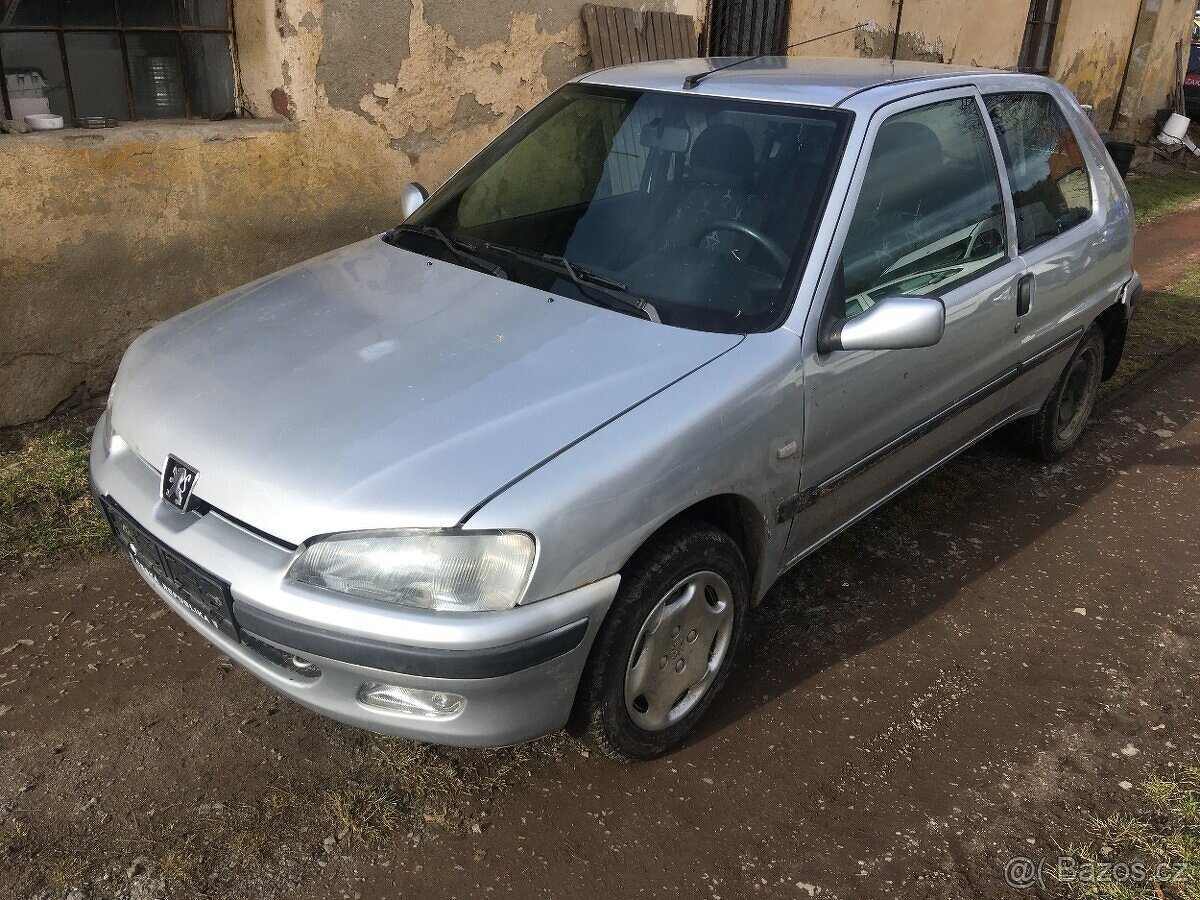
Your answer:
(233, 602), (590, 679)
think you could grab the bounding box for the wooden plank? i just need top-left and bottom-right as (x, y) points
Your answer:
(604, 5), (622, 66)
(582, 4), (602, 68)
(672, 13), (695, 59)
(648, 12), (668, 60)
(629, 7), (649, 62)
(602, 4), (618, 64)
(600, 5), (619, 67)
(615, 5), (634, 64)
(621, 7), (638, 62)
(663, 11), (681, 58)
(581, 5), (696, 68)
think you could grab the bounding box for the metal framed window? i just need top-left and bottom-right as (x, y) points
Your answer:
(0, 0), (237, 124)
(1017, 0), (1061, 75)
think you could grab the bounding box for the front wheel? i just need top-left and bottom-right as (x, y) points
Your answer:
(1021, 325), (1105, 462)
(578, 520), (749, 761)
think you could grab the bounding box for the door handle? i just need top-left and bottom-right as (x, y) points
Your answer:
(1016, 274), (1033, 317)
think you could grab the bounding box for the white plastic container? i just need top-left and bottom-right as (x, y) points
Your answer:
(24, 113), (64, 130)
(1157, 112), (1192, 146)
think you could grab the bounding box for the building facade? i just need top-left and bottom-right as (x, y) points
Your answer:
(0, 0), (1194, 425)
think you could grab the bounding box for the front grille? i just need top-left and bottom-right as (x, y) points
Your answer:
(101, 497), (239, 640)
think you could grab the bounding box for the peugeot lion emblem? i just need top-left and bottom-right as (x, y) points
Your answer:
(162, 455), (199, 512)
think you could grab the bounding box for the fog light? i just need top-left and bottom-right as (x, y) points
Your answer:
(357, 682), (466, 719)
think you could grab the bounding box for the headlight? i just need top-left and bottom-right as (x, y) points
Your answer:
(286, 530), (535, 612)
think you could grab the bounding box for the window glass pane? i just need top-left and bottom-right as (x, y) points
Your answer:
(61, 0), (116, 26)
(841, 97), (1007, 318)
(1, 0), (60, 26)
(64, 31), (128, 119)
(120, 0), (174, 26)
(457, 96), (632, 227)
(985, 92), (1092, 252)
(181, 31), (233, 116)
(407, 86), (850, 333)
(176, 0), (226, 28)
(0, 32), (70, 119)
(127, 31), (184, 117)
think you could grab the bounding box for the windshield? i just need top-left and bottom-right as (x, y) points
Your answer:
(389, 85), (850, 333)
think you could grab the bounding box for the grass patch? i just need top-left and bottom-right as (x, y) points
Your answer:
(1102, 266), (1200, 399)
(0, 420), (110, 568)
(1126, 172), (1200, 227)
(48, 853), (92, 890)
(1056, 765), (1200, 899)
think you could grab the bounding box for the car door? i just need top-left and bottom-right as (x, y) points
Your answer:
(783, 87), (1023, 563)
(982, 89), (1127, 417)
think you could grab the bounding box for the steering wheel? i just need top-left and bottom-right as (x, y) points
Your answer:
(685, 219), (790, 273)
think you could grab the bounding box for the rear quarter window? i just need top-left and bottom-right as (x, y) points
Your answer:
(984, 91), (1093, 252)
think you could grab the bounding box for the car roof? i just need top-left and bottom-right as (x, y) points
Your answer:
(577, 56), (1015, 107)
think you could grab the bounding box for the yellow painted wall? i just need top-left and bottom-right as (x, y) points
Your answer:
(785, 0), (1192, 138)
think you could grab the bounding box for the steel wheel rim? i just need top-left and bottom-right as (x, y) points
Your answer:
(1056, 345), (1099, 441)
(623, 570), (735, 732)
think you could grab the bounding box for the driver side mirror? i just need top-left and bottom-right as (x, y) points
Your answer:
(820, 295), (946, 353)
(400, 182), (429, 220)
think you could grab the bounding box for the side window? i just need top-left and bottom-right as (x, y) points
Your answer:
(984, 92), (1093, 252)
(840, 97), (1008, 318)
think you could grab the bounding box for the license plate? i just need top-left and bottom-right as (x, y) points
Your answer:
(102, 498), (238, 639)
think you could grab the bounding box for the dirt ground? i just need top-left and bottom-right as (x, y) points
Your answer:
(2, 211), (1199, 900)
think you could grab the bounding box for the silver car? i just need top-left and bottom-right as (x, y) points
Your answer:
(89, 58), (1137, 760)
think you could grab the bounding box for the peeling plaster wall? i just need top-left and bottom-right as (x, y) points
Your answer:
(1114, 0), (1197, 137)
(1050, 0), (1142, 129)
(0, 0), (689, 425)
(784, 0), (1186, 140)
(785, 0), (1023, 67)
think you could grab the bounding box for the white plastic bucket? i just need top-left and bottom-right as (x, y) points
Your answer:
(1158, 112), (1191, 145)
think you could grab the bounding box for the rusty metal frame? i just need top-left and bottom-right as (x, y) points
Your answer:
(0, 0), (237, 123)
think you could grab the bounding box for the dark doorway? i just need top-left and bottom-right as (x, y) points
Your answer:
(706, 0), (790, 57)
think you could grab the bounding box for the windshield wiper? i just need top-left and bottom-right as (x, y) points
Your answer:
(389, 223), (509, 280)
(483, 243), (660, 323)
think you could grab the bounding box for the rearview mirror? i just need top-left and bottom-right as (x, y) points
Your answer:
(824, 295), (945, 352)
(639, 121), (691, 153)
(400, 182), (429, 220)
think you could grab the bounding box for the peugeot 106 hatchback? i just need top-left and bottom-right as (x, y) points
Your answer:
(90, 58), (1138, 760)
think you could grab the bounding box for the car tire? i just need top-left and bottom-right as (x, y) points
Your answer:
(577, 519), (749, 762)
(1020, 325), (1105, 462)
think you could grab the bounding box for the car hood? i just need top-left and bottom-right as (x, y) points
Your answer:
(110, 238), (741, 546)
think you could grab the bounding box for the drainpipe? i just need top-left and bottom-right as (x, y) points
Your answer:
(891, 0), (906, 60)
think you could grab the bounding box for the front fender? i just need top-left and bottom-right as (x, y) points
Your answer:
(463, 328), (806, 604)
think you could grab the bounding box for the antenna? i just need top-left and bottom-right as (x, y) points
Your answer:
(682, 22), (871, 90)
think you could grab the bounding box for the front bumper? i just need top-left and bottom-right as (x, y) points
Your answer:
(89, 421), (619, 746)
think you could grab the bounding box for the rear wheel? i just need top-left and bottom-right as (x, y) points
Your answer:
(1021, 325), (1105, 462)
(579, 520), (748, 761)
